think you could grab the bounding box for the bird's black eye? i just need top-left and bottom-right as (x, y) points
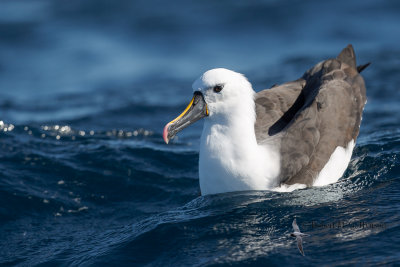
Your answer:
(213, 84), (224, 93)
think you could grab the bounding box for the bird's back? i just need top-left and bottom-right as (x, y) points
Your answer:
(254, 45), (367, 186)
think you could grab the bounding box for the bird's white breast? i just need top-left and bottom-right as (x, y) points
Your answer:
(198, 120), (280, 195)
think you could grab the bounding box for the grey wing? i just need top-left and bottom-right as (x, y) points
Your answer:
(297, 236), (305, 256)
(254, 79), (305, 143)
(292, 219), (300, 232)
(255, 45), (367, 185)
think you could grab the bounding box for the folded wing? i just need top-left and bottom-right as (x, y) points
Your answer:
(255, 45), (367, 185)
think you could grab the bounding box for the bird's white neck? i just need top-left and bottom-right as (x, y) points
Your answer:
(199, 97), (280, 195)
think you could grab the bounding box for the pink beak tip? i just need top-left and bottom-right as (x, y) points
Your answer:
(163, 123), (170, 144)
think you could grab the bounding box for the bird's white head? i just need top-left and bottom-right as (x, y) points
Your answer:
(163, 68), (255, 144)
(192, 68), (255, 119)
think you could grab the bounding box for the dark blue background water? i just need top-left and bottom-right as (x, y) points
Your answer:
(1, 0), (400, 266)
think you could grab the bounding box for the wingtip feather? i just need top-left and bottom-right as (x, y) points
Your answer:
(337, 44), (357, 69)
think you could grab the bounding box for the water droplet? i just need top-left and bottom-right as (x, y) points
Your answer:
(60, 125), (71, 133)
(78, 206), (88, 212)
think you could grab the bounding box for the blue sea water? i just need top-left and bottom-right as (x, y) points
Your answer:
(1, 0), (400, 266)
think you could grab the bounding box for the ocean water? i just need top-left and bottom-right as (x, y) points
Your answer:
(1, 0), (400, 266)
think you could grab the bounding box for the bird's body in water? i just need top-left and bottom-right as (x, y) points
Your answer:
(163, 45), (368, 195)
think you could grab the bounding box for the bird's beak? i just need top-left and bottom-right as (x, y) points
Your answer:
(163, 91), (209, 144)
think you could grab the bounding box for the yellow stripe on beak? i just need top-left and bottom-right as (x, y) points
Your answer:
(163, 91), (208, 144)
(168, 96), (195, 125)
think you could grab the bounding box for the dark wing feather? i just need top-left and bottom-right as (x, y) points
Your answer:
(254, 79), (305, 143)
(254, 45), (367, 185)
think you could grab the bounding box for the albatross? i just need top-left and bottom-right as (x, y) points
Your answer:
(163, 45), (368, 195)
